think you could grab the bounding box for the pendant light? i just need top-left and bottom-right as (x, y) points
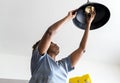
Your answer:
(73, 0), (110, 30)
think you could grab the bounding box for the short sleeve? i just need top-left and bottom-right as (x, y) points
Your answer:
(67, 56), (75, 71)
(31, 46), (45, 75)
(58, 55), (74, 73)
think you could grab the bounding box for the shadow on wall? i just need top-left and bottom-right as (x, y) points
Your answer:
(0, 78), (28, 83)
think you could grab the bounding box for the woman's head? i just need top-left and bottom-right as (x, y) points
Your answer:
(47, 42), (60, 56)
(32, 40), (60, 56)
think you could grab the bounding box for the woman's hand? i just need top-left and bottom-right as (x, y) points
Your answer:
(66, 10), (77, 21)
(86, 9), (96, 24)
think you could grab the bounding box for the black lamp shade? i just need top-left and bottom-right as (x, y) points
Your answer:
(73, 2), (110, 30)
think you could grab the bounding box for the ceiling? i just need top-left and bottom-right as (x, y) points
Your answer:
(0, 0), (120, 81)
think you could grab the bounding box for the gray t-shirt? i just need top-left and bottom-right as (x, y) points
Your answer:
(29, 46), (74, 83)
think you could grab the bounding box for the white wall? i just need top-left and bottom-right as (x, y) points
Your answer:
(0, 54), (31, 80)
(0, 54), (120, 83)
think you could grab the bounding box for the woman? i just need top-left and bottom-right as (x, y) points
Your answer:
(29, 9), (96, 83)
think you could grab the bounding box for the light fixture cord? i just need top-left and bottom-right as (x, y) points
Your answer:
(87, 0), (90, 3)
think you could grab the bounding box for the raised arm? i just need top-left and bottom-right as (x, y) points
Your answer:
(70, 10), (96, 67)
(38, 10), (76, 55)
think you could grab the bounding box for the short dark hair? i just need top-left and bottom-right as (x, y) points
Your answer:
(32, 40), (40, 51)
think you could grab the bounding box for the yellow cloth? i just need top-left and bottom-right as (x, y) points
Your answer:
(69, 74), (92, 83)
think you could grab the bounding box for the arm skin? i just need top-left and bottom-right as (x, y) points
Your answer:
(38, 10), (76, 55)
(70, 11), (96, 67)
